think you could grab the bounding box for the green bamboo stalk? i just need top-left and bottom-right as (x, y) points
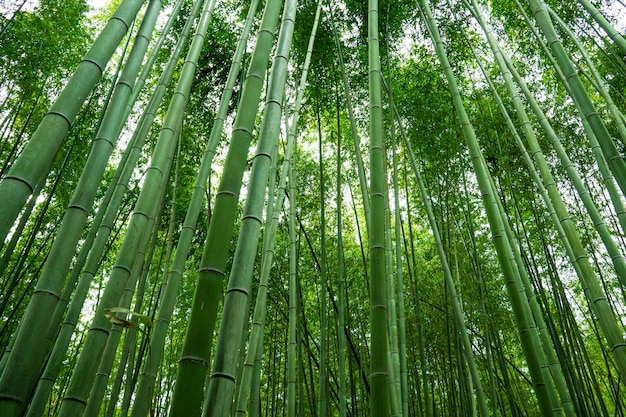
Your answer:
(383, 73), (403, 417)
(0, 3), (161, 414)
(128, 1), (260, 416)
(248, 326), (264, 417)
(390, 113), (409, 417)
(464, 3), (606, 414)
(233, 1), (322, 413)
(86, 148), (175, 417)
(167, 0), (283, 414)
(381, 127), (401, 416)
(123, 0), (187, 123)
(0, 0), (146, 244)
(467, 30), (582, 417)
(46, 2), (198, 366)
(287, 139), (298, 417)
(384, 195), (401, 417)
(232, 123), (281, 417)
(490, 15), (626, 384)
(336, 93), (348, 417)
(317, 102), (329, 417)
(367, 0), (389, 414)
(402, 180), (430, 417)
(530, 0), (624, 290)
(202, 0), (297, 413)
(578, 0), (626, 56)
(418, 1), (559, 414)
(55, 0), (217, 414)
(527, 0), (626, 197)
(82, 199), (159, 417)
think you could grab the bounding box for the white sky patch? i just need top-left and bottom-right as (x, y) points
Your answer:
(88, 0), (109, 8)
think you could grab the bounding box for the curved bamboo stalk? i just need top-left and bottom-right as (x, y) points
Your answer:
(0, 0), (146, 244)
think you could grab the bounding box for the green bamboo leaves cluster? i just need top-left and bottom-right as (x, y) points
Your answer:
(3, 0), (626, 415)
(0, 0), (146, 243)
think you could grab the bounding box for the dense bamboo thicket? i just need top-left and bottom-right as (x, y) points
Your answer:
(1, 0), (626, 416)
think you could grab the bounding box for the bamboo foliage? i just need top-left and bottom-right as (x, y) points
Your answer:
(0, 0), (146, 243)
(2, 1), (626, 416)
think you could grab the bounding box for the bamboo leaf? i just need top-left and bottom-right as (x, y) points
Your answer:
(105, 307), (153, 328)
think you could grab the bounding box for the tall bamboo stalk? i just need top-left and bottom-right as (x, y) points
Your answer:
(418, 0), (560, 414)
(0, 0), (146, 244)
(55, 0), (217, 414)
(368, 0), (389, 414)
(166, 0), (283, 414)
(317, 101), (329, 417)
(287, 139), (298, 417)
(202, 0), (297, 413)
(336, 90), (348, 417)
(233, 2), (322, 413)
(329, 6), (370, 230)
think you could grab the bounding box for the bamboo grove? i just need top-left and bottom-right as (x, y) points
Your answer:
(2, 0), (626, 415)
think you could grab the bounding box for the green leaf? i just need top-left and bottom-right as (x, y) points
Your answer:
(105, 307), (153, 328)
